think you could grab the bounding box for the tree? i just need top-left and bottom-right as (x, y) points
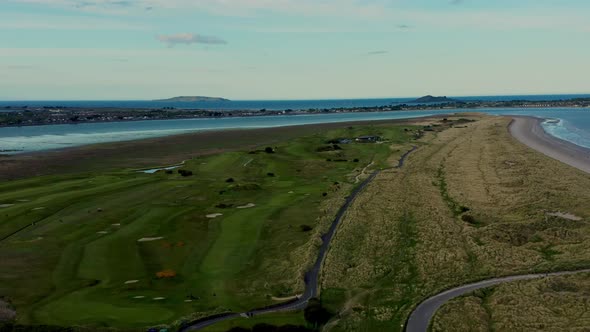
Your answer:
(304, 298), (332, 326)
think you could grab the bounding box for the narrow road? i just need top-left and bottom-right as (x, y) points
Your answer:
(405, 269), (590, 331)
(179, 147), (418, 331)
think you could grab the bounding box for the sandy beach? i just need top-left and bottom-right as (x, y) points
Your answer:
(509, 116), (590, 174)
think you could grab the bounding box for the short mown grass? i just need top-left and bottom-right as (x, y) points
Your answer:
(0, 124), (417, 330)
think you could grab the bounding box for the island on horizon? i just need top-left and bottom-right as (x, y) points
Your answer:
(409, 95), (462, 103)
(153, 96), (230, 102)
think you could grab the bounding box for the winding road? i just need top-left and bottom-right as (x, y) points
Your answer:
(405, 269), (590, 332)
(178, 147), (418, 331)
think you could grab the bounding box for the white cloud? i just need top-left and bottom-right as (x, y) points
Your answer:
(9, 0), (390, 18)
(0, 14), (148, 30)
(156, 33), (227, 47)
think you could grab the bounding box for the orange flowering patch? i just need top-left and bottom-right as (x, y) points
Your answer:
(156, 269), (177, 278)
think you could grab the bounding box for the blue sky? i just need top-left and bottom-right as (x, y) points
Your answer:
(1, 0), (589, 100)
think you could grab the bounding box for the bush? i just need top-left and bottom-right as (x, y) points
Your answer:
(461, 214), (477, 224)
(226, 178), (235, 183)
(322, 193), (328, 197)
(267, 173), (275, 177)
(304, 298), (332, 326)
(178, 169), (193, 177)
(353, 158), (360, 162)
(265, 147), (275, 154)
(300, 225), (313, 232)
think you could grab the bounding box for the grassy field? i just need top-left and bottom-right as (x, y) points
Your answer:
(320, 115), (590, 331)
(0, 123), (417, 330)
(432, 272), (590, 331)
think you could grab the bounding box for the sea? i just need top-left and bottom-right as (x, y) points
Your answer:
(1, 94), (589, 154)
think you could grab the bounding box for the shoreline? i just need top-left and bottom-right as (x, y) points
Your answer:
(0, 116), (440, 180)
(509, 116), (590, 174)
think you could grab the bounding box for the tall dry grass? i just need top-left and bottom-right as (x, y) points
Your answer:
(321, 116), (590, 331)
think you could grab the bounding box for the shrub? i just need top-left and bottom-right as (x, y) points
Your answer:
(178, 169), (193, 177)
(156, 269), (177, 278)
(304, 298), (332, 326)
(300, 225), (313, 232)
(461, 214), (476, 224)
(267, 173), (275, 177)
(322, 193), (328, 197)
(353, 158), (360, 162)
(226, 178), (235, 183)
(264, 147), (275, 154)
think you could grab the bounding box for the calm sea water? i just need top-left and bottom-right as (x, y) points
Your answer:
(2, 94), (590, 111)
(1, 107), (589, 154)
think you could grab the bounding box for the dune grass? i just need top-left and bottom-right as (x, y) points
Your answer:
(320, 115), (590, 331)
(0, 124), (417, 330)
(432, 272), (590, 331)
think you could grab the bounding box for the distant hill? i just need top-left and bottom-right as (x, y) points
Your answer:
(153, 96), (230, 102)
(409, 95), (460, 103)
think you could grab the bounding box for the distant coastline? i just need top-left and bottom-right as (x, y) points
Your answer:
(1, 96), (589, 128)
(153, 96), (230, 102)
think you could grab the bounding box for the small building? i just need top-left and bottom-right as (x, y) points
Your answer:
(355, 135), (381, 143)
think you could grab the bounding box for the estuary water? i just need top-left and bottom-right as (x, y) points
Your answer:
(0, 108), (589, 154)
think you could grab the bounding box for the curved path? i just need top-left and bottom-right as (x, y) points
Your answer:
(405, 269), (590, 332)
(179, 147), (417, 331)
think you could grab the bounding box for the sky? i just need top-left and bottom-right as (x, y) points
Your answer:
(1, 0), (589, 100)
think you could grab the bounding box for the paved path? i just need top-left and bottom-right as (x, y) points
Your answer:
(178, 147), (417, 331)
(405, 269), (590, 332)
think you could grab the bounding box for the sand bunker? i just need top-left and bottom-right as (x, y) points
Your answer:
(97, 231), (109, 235)
(206, 213), (223, 219)
(137, 237), (164, 242)
(124, 280), (139, 284)
(237, 203), (256, 209)
(153, 297), (166, 301)
(184, 299), (193, 303)
(32, 207), (45, 211)
(271, 294), (301, 301)
(112, 223), (121, 226)
(547, 212), (582, 221)
(0, 204), (14, 208)
(133, 296), (145, 299)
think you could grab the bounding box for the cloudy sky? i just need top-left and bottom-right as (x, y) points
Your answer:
(1, 0), (589, 100)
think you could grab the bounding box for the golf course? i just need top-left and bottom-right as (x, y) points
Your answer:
(0, 122), (420, 330)
(3, 115), (590, 332)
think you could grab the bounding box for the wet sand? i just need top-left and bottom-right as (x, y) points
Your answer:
(509, 116), (590, 174)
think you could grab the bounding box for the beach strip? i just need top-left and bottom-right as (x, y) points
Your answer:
(509, 116), (590, 174)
